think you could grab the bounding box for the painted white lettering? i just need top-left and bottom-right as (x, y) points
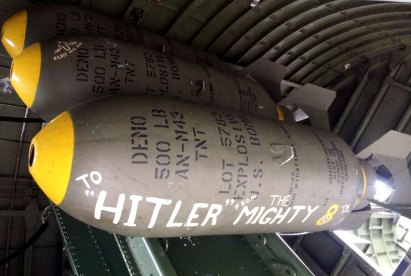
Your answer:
(270, 207), (291, 224)
(258, 207), (277, 224)
(186, 203), (208, 227)
(287, 206), (306, 223)
(270, 195), (279, 206)
(283, 195), (291, 207)
(270, 194), (291, 207)
(146, 197), (172, 228)
(94, 191), (125, 224)
(302, 205), (319, 223)
(123, 195), (143, 227)
(76, 173), (91, 188)
(90, 171), (102, 184)
(251, 207), (266, 224)
(233, 206), (260, 225)
(166, 200), (183, 227)
(277, 196), (287, 207)
(201, 204), (222, 226)
(341, 204), (350, 214)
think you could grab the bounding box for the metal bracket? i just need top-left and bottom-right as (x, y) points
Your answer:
(245, 234), (314, 276)
(190, 80), (207, 96)
(126, 237), (177, 276)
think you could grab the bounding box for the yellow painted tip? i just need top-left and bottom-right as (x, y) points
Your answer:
(10, 42), (41, 108)
(1, 10), (27, 58)
(29, 112), (74, 205)
(276, 106), (285, 121)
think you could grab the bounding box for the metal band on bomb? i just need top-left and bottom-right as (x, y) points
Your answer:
(10, 36), (278, 121)
(29, 95), (364, 237)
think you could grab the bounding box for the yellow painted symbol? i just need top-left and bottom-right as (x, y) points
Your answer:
(316, 204), (339, 226)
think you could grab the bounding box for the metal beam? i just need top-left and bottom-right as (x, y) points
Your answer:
(52, 205), (135, 275)
(126, 237), (177, 276)
(0, 210), (25, 216)
(23, 200), (39, 276)
(390, 77), (411, 93)
(52, 205), (111, 275)
(396, 104), (411, 132)
(4, 107), (29, 276)
(350, 62), (402, 149)
(331, 248), (351, 276)
(113, 235), (141, 275)
(91, 229), (137, 275)
(245, 234), (314, 276)
(333, 69), (370, 134)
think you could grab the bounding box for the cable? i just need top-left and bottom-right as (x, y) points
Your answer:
(0, 207), (51, 265)
(0, 116), (44, 123)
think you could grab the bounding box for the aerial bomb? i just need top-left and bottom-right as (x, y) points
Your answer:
(10, 36), (280, 121)
(29, 94), (366, 237)
(1, 4), (227, 71)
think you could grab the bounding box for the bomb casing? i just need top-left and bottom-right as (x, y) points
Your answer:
(1, 4), (228, 71)
(11, 35), (280, 121)
(29, 94), (366, 237)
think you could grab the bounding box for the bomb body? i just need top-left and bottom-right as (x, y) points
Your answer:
(1, 4), (227, 71)
(29, 95), (365, 237)
(11, 36), (278, 121)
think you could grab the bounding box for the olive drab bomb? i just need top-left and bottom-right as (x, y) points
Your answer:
(10, 36), (281, 121)
(29, 95), (366, 237)
(1, 4), (228, 71)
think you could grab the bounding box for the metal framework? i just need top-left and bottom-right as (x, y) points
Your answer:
(0, 0), (410, 275)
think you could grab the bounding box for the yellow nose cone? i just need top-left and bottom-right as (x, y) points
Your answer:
(10, 42), (41, 108)
(1, 10), (27, 58)
(29, 111), (74, 205)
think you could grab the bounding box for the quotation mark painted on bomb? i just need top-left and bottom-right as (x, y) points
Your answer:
(225, 199), (235, 206)
(226, 194), (258, 209)
(76, 171), (103, 197)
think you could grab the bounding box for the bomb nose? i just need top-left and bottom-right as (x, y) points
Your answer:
(1, 10), (28, 58)
(10, 42), (41, 108)
(29, 111), (74, 205)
